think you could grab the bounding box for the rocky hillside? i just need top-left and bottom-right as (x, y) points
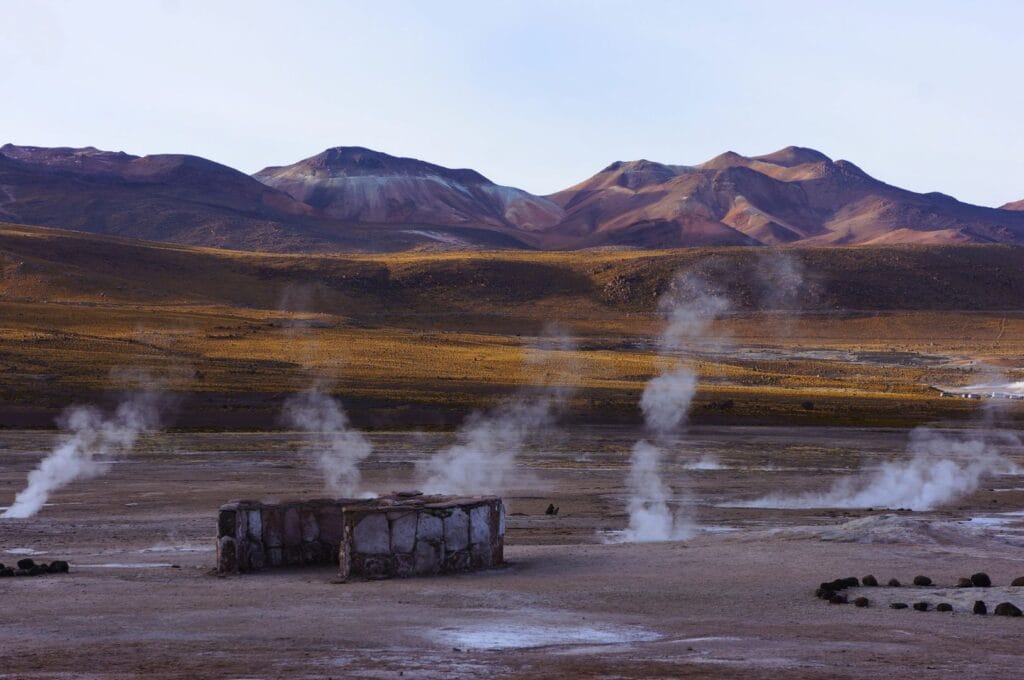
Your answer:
(254, 146), (563, 235)
(542, 146), (1024, 247)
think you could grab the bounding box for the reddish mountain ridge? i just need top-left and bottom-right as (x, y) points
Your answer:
(0, 144), (535, 251)
(542, 146), (1024, 247)
(0, 144), (338, 250)
(3, 142), (1024, 251)
(254, 146), (564, 233)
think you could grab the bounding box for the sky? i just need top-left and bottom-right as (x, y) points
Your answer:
(1, 0), (1021, 206)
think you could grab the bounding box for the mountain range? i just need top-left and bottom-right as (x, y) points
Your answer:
(2, 142), (1022, 252)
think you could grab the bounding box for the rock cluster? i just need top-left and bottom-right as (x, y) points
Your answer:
(0, 558), (69, 577)
(814, 571), (1024, 618)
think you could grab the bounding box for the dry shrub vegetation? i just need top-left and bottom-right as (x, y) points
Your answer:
(2, 222), (1023, 428)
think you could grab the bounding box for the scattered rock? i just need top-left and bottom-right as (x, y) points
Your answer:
(545, 504), (559, 516)
(815, 588), (834, 600)
(974, 601), (987, 615)
(912, 575), (932, 586)
(829, 594), (848, 604)
(890, 602), (909, 610)
(14, 569), (30, 577)
(48, 560), (69, 574)
(840, 577), (860, 588)
(888, 578), (902, 587)
(862, 575), (878, 587)
(970, 572), (992, 588)
(994, 602), (1023, 617)
(16, 558), (36, 570)
(1012, 577), (1024, 587)
(912, 602), (930, 612)
(936, 603), (953, 612)
(28, 565), (46, 576)
(0, 567), (14, 577)
(956, 577), (973, 588)
(853, 597), (869, 607)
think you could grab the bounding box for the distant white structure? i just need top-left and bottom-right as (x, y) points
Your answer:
(933, 381), (1024, 400)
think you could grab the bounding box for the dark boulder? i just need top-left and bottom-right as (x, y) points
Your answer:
(912, 575), (932, 586)
(888, 578), (902, 587)
(816, 588), (834, 600)
(970, 572), (992, 588)
(956, 577), (972, 588)
(0, 567), (13, 577)
(14, 569), (30, 576)
(48, 560), (69, 574)
(912, 602), (930, 612)
(936, 603), (953, 612)
(828, 594), (848, 604)
(853, 597), (870, 607)
(974, 601), (987, 615)
(862, 575), (878, 587)
(840, 577), (860, 588)
(545, 504), (559, 516)
(890, 602), (909, 610)
(28, 565), (47, 576)
(994, 602), (1023, 617)
(1011, 577), (1024, 587)
(16, 558), (36, 570)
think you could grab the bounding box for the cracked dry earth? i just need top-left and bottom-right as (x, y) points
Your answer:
(2, 426), (1024, 679)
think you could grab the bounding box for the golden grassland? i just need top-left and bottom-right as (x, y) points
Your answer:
(2, 223), (1023, 428)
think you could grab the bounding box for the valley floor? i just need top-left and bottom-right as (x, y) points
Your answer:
(3, 427), (1024, 679)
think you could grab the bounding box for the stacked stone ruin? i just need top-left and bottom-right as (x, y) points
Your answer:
(216, 493), (505, 580)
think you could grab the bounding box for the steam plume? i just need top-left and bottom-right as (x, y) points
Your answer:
(736, 426), (1021, 511)
(618, 274), (728, 542)
(283, 385), (373, 497)
(418, 327), (577, 496)
(2, 392), (164, 519)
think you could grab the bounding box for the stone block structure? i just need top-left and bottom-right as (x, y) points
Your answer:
(216, 494), (504, 580)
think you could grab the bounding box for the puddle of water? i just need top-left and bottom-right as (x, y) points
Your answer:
(966, 517), (1014, 527)
(4, 548), (45, 555)
(965, 514), (1024, 531)
(137, 545), (215, 554)
(78, 563), (176, 569)
(432, 623), (660, 650)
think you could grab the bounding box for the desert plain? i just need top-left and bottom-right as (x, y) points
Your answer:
(4, 427), (1024, 678)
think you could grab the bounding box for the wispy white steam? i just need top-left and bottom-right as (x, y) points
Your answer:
(620, 441), (696, 542)
(683, 455), (725, 471)
(2, 393), (164, 519)
(419, 398), (558, 495)
(616, 274), (728, 542)
(418, 328), (576, 496)
(736, 427), (1022, 511)
(639, 369), (697, 434)
(284, 386), (373, 497)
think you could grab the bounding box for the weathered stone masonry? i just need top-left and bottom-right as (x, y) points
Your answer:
(216, 494), (505, 580)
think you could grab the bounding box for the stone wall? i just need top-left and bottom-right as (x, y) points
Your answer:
(216, 494), (504, 580)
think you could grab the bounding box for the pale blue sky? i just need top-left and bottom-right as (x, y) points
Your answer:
(2, 0), (1021, 205)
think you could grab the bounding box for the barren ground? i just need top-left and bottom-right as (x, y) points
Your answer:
(3, 426), (1024, 679)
